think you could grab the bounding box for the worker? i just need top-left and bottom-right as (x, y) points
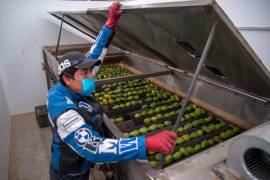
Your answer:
(47, 2), (177, 180)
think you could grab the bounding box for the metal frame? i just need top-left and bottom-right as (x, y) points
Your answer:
(95, 69), (173, 87)
(49, 13), (270, 105)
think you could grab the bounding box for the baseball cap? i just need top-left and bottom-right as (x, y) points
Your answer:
(57, 51), (101, 76)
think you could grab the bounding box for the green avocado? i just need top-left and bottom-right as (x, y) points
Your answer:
(144, 118), (152, 124)
(184, 123), (193, 130)
(182, 134), (190, 142)
(196, 129), (204, 136)
(172, 151), (182, 160)
(155, 153), (162, 161)
(190, 131), (199, 139)
(156, 123), (165, 129)
(201, 140), (209, 149)
(139, 127), (148, 134)
(129, 130), (139, 137)
(187, 146), (196, 154)
(208, 138), (215, 145)
(177, 127), (184, 133)
(176, 137), (185, 145)
(179, 147), (189, 156)
(123, 133), (129, 137)
(148, 124), (157, 131)
(115, 117), (124, 123)
(150, 161), (159, 168)
(232, 127), (240, 134)
(214, 136), (221, 142)
(134, 113), (141, 119)
(164, 121), (173, 127)
(156, 114), (164, 120)
(194, 144), (202, 152)
(164, 154), (174, 165)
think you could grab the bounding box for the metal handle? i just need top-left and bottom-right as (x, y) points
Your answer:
(159, 21), (218, 168)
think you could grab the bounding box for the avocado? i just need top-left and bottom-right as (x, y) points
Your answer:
(177, 127), (184, 133)
(155, 153), (162, 161)
(141, 111), (147, 116)
(190, 131), (199, 139)
(164, 113), (171, 118)
(148, 109), (155, 115)
(134, 113), (141, 119)
(182, 134), (190, 142)
(187, 146), (196, 154)
(214, 136), (221, 142)
(104, 94), (111, 99)
(148, 124), (157, 131)
(156, 123), (165, 129)
(194, 144), (202, 152)
(115, 117), (124, 123)
(185, 114), (192, 120)
(192, 120), (199, 127)
(201, 140), (209, 149)
(208, 138), (215, 145)
(139, 127), (148, 134)
(191, 112), (198, 118)
(151, 116), (158, 122)
(156, 114), (164, 120)
(232, 127), (240, 134)
(123, 133), (129, 137)
(161, 106), (168, 111)
(184, 123), (193, 130)
(129, 130), (139, 137)
(164, 121), (173, 127)
(150, 161), (159, 168)
(112, 105), (120, 110)
(164, 154), (174, 165)
(208, 124), (215, 132)
(214, 123), (222, 130)
(176, 137), (185, 145)
(179, 147), (189, 156)
(141, 104), (148, 109)
(144, 118), (152, 124)
(172, 151), (182, 160)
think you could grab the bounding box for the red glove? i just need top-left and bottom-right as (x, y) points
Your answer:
(105, 2), (123, 29)
(146, 130), (177, 154)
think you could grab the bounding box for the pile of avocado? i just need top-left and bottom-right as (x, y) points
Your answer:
(149, 126), (241, 168)
(93, 64), (242, 169)
(96, 64), (131, 79)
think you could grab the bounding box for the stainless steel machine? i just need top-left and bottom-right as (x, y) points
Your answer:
(43, 0), (270, 179)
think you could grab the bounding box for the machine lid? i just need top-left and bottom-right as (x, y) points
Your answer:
(49, 0), (270, 98)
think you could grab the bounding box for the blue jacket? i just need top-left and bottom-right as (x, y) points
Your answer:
(47, 25), (146, 175)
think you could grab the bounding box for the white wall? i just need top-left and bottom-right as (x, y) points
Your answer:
(0, 0), (115, 115)
(0, 74), (11, 180)
(216, 0), (270, 71)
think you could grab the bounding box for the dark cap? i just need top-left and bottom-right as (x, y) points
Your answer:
(57, 51), (101, 76)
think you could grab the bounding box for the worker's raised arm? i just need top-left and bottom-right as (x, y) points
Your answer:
(86, 2), (122, 75)
(56, 109), (176, 163)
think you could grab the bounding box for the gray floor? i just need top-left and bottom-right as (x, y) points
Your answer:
(8, 112), (105, 180)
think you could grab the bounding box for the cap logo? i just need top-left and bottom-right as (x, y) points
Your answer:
(58, 59), (71, 75)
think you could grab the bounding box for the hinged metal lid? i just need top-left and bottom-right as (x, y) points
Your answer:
(49, 0), (270, 98)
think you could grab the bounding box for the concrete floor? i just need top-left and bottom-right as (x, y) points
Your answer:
(8, 112), (105, 180)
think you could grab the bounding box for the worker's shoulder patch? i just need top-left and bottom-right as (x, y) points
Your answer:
(57, 109), (85, 139)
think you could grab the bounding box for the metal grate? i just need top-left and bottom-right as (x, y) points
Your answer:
(244, 148), (270, 180)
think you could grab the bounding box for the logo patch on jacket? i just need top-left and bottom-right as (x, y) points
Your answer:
(119, 138), (138, 154)
(74, 128), (101, 153)
(79, 101), (93, 112)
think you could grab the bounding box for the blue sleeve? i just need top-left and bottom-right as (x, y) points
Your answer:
(86, 25), (113, 60)
(64, 124), (146, 163)
(56, 110), (147, 163)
